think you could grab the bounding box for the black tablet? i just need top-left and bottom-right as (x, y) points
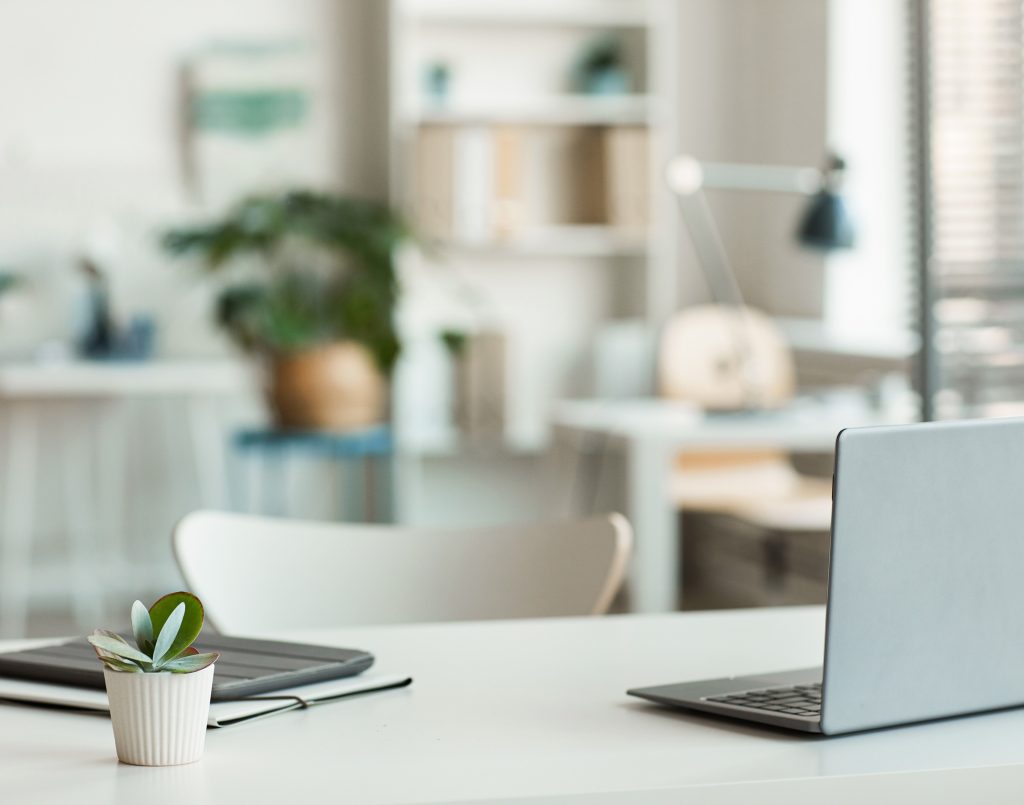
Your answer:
(0, 634), (374, 700)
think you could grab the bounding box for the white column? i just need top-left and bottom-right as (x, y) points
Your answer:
(626, 435), (679, 612)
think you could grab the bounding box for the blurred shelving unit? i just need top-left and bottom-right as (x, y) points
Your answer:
(386, 0), (680, 525)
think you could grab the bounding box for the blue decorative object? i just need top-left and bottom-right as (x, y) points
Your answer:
(583, 66), (631, 96)
(574, 36), (633, 96)
(797, 155), (856, 250)
(423, 62), (451, 103)
(121, 315), (157, 360)
(232, 425), (393, 521)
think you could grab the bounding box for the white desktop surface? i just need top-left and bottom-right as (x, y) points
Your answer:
(0, 358), (253, 397)
(1, 607), (1023, 803)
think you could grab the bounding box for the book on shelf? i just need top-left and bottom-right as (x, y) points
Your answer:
(413, 124), (525, 243)
(603, 125), (649, 235)
(411, 123), (648, 246)
(453, 330), (507, 441)
(493, 126), (525, 238)
(453, 126), (495, 243)
(414, 124), (456, 239)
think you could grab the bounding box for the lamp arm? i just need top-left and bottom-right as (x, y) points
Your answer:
(667, 156), (822, 196)
(673, 189), (768, 407)
(675, 190), (747, 310)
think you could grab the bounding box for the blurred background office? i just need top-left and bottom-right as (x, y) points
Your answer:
(0, 0), (999, 635)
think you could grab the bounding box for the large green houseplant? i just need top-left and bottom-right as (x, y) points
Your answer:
(164, 191), (410, 429)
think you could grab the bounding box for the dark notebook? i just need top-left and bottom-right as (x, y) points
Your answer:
(0, 634), (374, 700)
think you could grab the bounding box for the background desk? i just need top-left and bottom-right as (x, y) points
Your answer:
(0, 360), (254, 635)
(1, 607), (1023, 803)
(553, 395), (909, 612)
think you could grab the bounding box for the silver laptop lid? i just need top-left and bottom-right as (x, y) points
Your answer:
(822, 418), (1024, 734)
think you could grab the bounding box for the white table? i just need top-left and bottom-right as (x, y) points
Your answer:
(2, 607), (1024, 803)
(552, 394), (910, 613)
(0, 360), (255, 635)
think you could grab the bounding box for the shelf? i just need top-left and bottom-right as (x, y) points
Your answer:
(399, 0), (650, 28)
(433, 226), (647, 258)
(411, 94), (652, 126)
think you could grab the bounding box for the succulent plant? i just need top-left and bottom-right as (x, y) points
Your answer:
(88, 592), (219, 674)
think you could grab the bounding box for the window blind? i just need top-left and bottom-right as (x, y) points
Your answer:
(922, 0), (1024, 418)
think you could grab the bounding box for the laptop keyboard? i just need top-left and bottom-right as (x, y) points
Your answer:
(703, 683), (821, 717)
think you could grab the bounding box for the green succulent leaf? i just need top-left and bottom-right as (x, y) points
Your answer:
(151, 602), (185, 667)
(130, 600), (154, 654)
(88, 633), (153, 665)
(161, 652), (220, 674)
(148, 592), (204, 663)
(99, 655), (144, 673)
(93, 644), (132, 662)
(95, 629), (131, 645)
(91, 592), (211, 673)
(93, 645), (146, 673)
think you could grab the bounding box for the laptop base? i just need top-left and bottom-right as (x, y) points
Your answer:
(628, 667), (823, 734)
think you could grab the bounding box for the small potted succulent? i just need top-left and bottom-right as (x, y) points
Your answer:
(88, 592), (219, 766)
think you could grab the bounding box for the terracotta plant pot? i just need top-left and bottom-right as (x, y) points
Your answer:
(267, 342), (386, 430)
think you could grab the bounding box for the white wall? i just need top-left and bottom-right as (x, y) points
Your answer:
(674, 0), (913, 347)
(825, 0), (913, 344)
(0, 0), (390, 355)
(675, 0), (829, 318)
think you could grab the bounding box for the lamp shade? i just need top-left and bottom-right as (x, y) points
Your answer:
(797, 189), (855, 250)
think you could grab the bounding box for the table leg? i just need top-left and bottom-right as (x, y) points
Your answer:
(62, 406), (103, 628)
(626, 435), (679, 613)
(342, 456), (363, 522)
(187, 397), (227, 510)
(262, 447), (287, 517)
(363, 456), (376, 522)
(97, 400), (127, 582)
(391, 451), (421, 525)
(541, 427), (577, 519)
(0, 404), (38, 637)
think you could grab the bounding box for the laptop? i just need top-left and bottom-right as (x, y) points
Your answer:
(629, 417), (1024, 735)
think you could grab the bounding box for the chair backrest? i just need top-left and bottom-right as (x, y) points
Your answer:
(173, 510), (632, 633)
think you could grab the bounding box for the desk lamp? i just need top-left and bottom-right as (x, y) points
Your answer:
(661, 153), (855, 410)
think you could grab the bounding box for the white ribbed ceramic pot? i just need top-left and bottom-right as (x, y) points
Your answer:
(103, 664), (214, 766)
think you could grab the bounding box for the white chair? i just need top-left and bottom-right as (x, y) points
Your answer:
(173, 510), (633, 633)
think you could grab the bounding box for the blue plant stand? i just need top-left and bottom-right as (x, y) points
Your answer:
(231, 425), (393, 522)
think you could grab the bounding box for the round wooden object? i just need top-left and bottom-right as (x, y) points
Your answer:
(658, 305), (795, 410)
(267, 342), (386, 430)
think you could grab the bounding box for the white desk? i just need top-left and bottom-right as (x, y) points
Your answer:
(553, 395), (909, 613)
(2, 607), (1024, 803)
(0, 360), (255, 635)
